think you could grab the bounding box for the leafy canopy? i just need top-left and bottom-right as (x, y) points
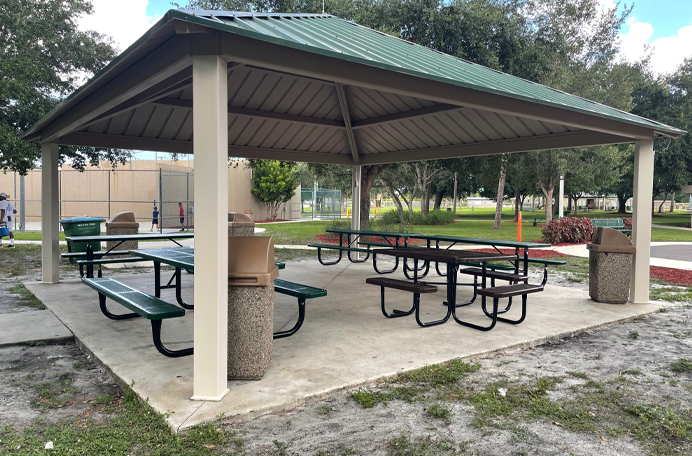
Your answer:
(249, 160), (298, 220)
(0, 0), (128, 174)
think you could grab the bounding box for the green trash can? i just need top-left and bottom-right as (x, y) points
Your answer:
(60, 217), (105, 263)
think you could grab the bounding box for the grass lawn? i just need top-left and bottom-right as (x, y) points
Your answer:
(257, 219), (692, 244)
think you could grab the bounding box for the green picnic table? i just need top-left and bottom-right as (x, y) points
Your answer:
(308, 229), (421, 266)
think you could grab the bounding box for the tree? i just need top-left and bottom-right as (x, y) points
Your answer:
(0, 0), (125, 174)
(249, 160), (298, 220)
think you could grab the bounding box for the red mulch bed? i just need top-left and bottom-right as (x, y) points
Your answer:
(474, 248), (565, 258)
(650, 266), (692, 286)
(255, 219), (291, 223)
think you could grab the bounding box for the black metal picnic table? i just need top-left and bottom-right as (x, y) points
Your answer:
(129, 247), (286, 309)
(373, 248), (517, 331)
(406, 235), (550, 278)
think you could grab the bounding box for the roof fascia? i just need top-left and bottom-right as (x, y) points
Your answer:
(35, 35), (193, 144)
(59, 132), (354, 164)
(359, 131), (633, 165)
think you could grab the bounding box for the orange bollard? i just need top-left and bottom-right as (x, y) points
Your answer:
(518, 212), (522, 242)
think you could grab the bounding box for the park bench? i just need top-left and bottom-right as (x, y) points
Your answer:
(365, 277), (440, 326)
(82, 277), (192, 358)
(591, 218), (631, 233)
(532, 217), (546, 227)
(82, 276), (326, 356)
(273, 279), (327, 339)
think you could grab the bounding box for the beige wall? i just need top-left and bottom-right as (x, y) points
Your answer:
(1, 159), (302, 229)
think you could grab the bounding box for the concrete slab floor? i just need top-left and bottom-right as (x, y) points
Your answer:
(0, 310), (73, 347)
(25, 260), (660, 432)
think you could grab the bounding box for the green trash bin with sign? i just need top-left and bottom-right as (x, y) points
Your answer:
(60, 217), (105, 263)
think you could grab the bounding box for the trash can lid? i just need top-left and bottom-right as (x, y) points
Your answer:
(106, 211), (139, 228)
(59, 217), (106, 223)
(228, 212), (255, 227)
(587, 227), (636, 253)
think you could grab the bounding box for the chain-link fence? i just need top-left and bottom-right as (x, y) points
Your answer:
(300, 188), (342, 220)
(0, 169), (195, 232)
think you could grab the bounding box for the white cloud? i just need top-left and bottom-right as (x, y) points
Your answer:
(619, 20), (692, 75)
(78, 0), (161, 52)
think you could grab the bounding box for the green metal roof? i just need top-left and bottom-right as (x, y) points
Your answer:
(170, 9), (685, 137)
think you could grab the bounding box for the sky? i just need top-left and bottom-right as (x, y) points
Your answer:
(76, 0), (692, 159)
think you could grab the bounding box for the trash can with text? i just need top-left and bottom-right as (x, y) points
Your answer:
(227, 236), (279, 380)
(587, 227), (636, 304)
(60, 217), (105, 263)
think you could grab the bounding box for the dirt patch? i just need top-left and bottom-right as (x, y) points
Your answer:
(221, 305), (692, 456)
(0, 343), (120, 429)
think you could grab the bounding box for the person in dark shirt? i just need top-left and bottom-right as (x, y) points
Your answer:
(151, 206), (160, 232)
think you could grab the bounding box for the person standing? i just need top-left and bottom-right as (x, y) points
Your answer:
(0, 192), (14, 247)
(151, 206), (160, 232)
(178, 202), (185, 231)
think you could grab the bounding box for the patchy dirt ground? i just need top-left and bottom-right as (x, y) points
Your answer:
(219, 304), (692, 456)
(1, 245), (691, 455)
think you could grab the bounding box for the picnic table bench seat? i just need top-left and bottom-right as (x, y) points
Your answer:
(591, 218), (631, 233)
(81, 277), (192, 358)
(476, 283), (544, 326)
(459, 267), (529, 283)
(366, 277), (445, 327)
(273, 279), (327, 339)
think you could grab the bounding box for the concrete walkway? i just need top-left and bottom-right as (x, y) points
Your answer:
(26, 260), (663, 432)
(0, 310), (73, 347)
(553, 241), (692, 270)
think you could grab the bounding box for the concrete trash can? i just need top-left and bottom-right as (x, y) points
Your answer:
(228, 212), (255, 237)
(587, 227), (636, 304)
(105, 212), (139, 255)
(227, 236), (279, 380)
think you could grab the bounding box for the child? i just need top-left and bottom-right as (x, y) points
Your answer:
(178, 202), (185, 231)
(151, 206), (159, 232)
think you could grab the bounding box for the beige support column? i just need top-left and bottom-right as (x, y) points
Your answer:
(191, 54), (229, 401)
(351, 165), (361, 231)
(41, 143), (59, 283)
(630, 139), (655, 303)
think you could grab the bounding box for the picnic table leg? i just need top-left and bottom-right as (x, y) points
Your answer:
(150, 320), (193, 357)
(451, 261), (498, 331)
(97, 292), (140, 320)
(86, 245), (94, 279)
(174, 268), (194, 310)
(378, 285), (416, 318)
(154, 261), (161, 298)
(317, 247), (343, 265)
(372, 251), (400, 275)
(414, 259), (452, 327)
(273, 298), (307, 339)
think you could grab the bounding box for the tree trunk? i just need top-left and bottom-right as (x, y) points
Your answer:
(567, 197), (572, 211)
(658, 193), (668, 213)
(514, 187), (520, 222)
(382, 178), (404, 221)
(494, 156), (507, 230)
(359, 165), (385, 229)
(544, 188), (554, 222)
(670, 196), (675, 212)
(420, 183), (432, 218)
(617, 193), (629, 213)
(433, 190), (444, 211)
(573, 197), (578, 216)
(520, 195), (526, 210)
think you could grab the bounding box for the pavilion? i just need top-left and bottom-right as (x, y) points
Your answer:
(24, 9), (686, 402)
